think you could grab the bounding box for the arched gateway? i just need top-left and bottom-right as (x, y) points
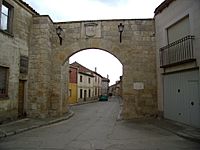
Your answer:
(28, 16), (157, 119)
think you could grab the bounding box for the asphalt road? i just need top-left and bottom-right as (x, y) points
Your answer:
(0, 96), (199, 150)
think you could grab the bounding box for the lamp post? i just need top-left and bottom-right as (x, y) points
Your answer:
(56, 26), (63, 45)
(118, 23), (124, 43)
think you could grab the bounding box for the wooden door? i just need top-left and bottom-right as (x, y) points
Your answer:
(18, 80), (25, 117)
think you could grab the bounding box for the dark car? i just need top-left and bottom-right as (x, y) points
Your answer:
(99, 95), (108, 101)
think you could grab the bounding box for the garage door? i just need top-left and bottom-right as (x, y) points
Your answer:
(164, 70), (200, 128)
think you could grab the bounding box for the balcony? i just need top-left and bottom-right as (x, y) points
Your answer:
(160, 35), (195, 68)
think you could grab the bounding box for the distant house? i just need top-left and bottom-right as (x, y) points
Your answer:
(78, 71), (94, 102)
(70, 62), (104, 103)
(109, 81), (121, 97)
(93, 69), (103, 99)
(101, 77), (110, 96)
(155, 0), (200, 128)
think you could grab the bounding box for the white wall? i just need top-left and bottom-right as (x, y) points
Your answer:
(155, 0), (200, 113)
(77, 73), (94, 100)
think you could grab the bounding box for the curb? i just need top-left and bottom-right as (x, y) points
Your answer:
(0, 111), (74, 139)
(175, 131), (200, 143)
(153, 120), (200, 143)
(70, 100), (99, 106)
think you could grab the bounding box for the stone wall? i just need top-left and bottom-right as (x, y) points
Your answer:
(0, 0), (34, 122)
(0, 1), (158, 120)
(28, 16), (54, 118)
(44, 19), (158, 119)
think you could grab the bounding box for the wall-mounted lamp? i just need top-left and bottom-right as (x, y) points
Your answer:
(118, 23), (124, 43)
(56, 26), (63, 45)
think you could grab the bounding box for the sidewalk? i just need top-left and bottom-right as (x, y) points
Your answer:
(0, 100), (99, 139)
(0, 111), (74, 139)
(0, 110), (199, 143)
(118, 98), (200, 143)
(151, 118), (200, 143)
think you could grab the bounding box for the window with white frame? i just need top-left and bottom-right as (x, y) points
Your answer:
(80, 75), (82, 82)
(0, 0), (13, 33)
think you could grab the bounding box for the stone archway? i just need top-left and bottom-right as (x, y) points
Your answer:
(27, 16), (157, 119)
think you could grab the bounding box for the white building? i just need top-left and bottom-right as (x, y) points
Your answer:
(93, 71), (103, 98)
(70, 62), (103, 102)
(155, 0), (200, 128)
(78, 71), (94, 102)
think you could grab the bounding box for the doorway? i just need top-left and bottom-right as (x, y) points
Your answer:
(164, 70), (200, 128)
(84, 90), (87, 101)
(18, 80), (26, 118)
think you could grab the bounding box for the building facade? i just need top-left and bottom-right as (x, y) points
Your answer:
(70, 62), (103, 103)
(101, 77), (110, 96)
(68, 65), (78, 104)
(93, 71), (103, 99)
(109, 80), (121, 97)
(0, 0), (38, 122)
(155, 0), (200, 128)
(78, 71), (94, 102)
(0, 0), (160, 120)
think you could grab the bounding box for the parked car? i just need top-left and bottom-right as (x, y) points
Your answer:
(99, 95), (108, 101)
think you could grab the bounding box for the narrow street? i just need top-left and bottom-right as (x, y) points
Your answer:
(0, 97), (199, 150)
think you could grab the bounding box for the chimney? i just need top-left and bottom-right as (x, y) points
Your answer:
(107, 74), (109, 79)
(95, 67), (97, 72)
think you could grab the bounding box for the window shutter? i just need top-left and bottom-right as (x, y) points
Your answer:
(20, 56), (28, 74)
(167, 16), (190, 43)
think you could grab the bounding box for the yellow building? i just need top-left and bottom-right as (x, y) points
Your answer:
(68, 66), (78, 104)
(68, 83), (78, 104)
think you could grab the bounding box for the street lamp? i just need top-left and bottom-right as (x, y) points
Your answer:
(56, 26), (63, 45)
(118, 23), (124, 43)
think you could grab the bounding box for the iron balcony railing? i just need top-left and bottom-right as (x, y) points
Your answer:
(160, 35), (195, 67)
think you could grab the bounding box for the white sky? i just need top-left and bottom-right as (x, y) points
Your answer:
(69, 49), (123, 85)
(24, 0), (165, 85)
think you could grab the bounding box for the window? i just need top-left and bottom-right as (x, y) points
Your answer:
(167, 16), (189, 43)
(88, 77), (90, 84)
(80, 89), (82, 98)
(0, 1), (13, 33)
(80, 75), (82, 82)
(20, 56), (28, 74)
(0, 66), (8, 98)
